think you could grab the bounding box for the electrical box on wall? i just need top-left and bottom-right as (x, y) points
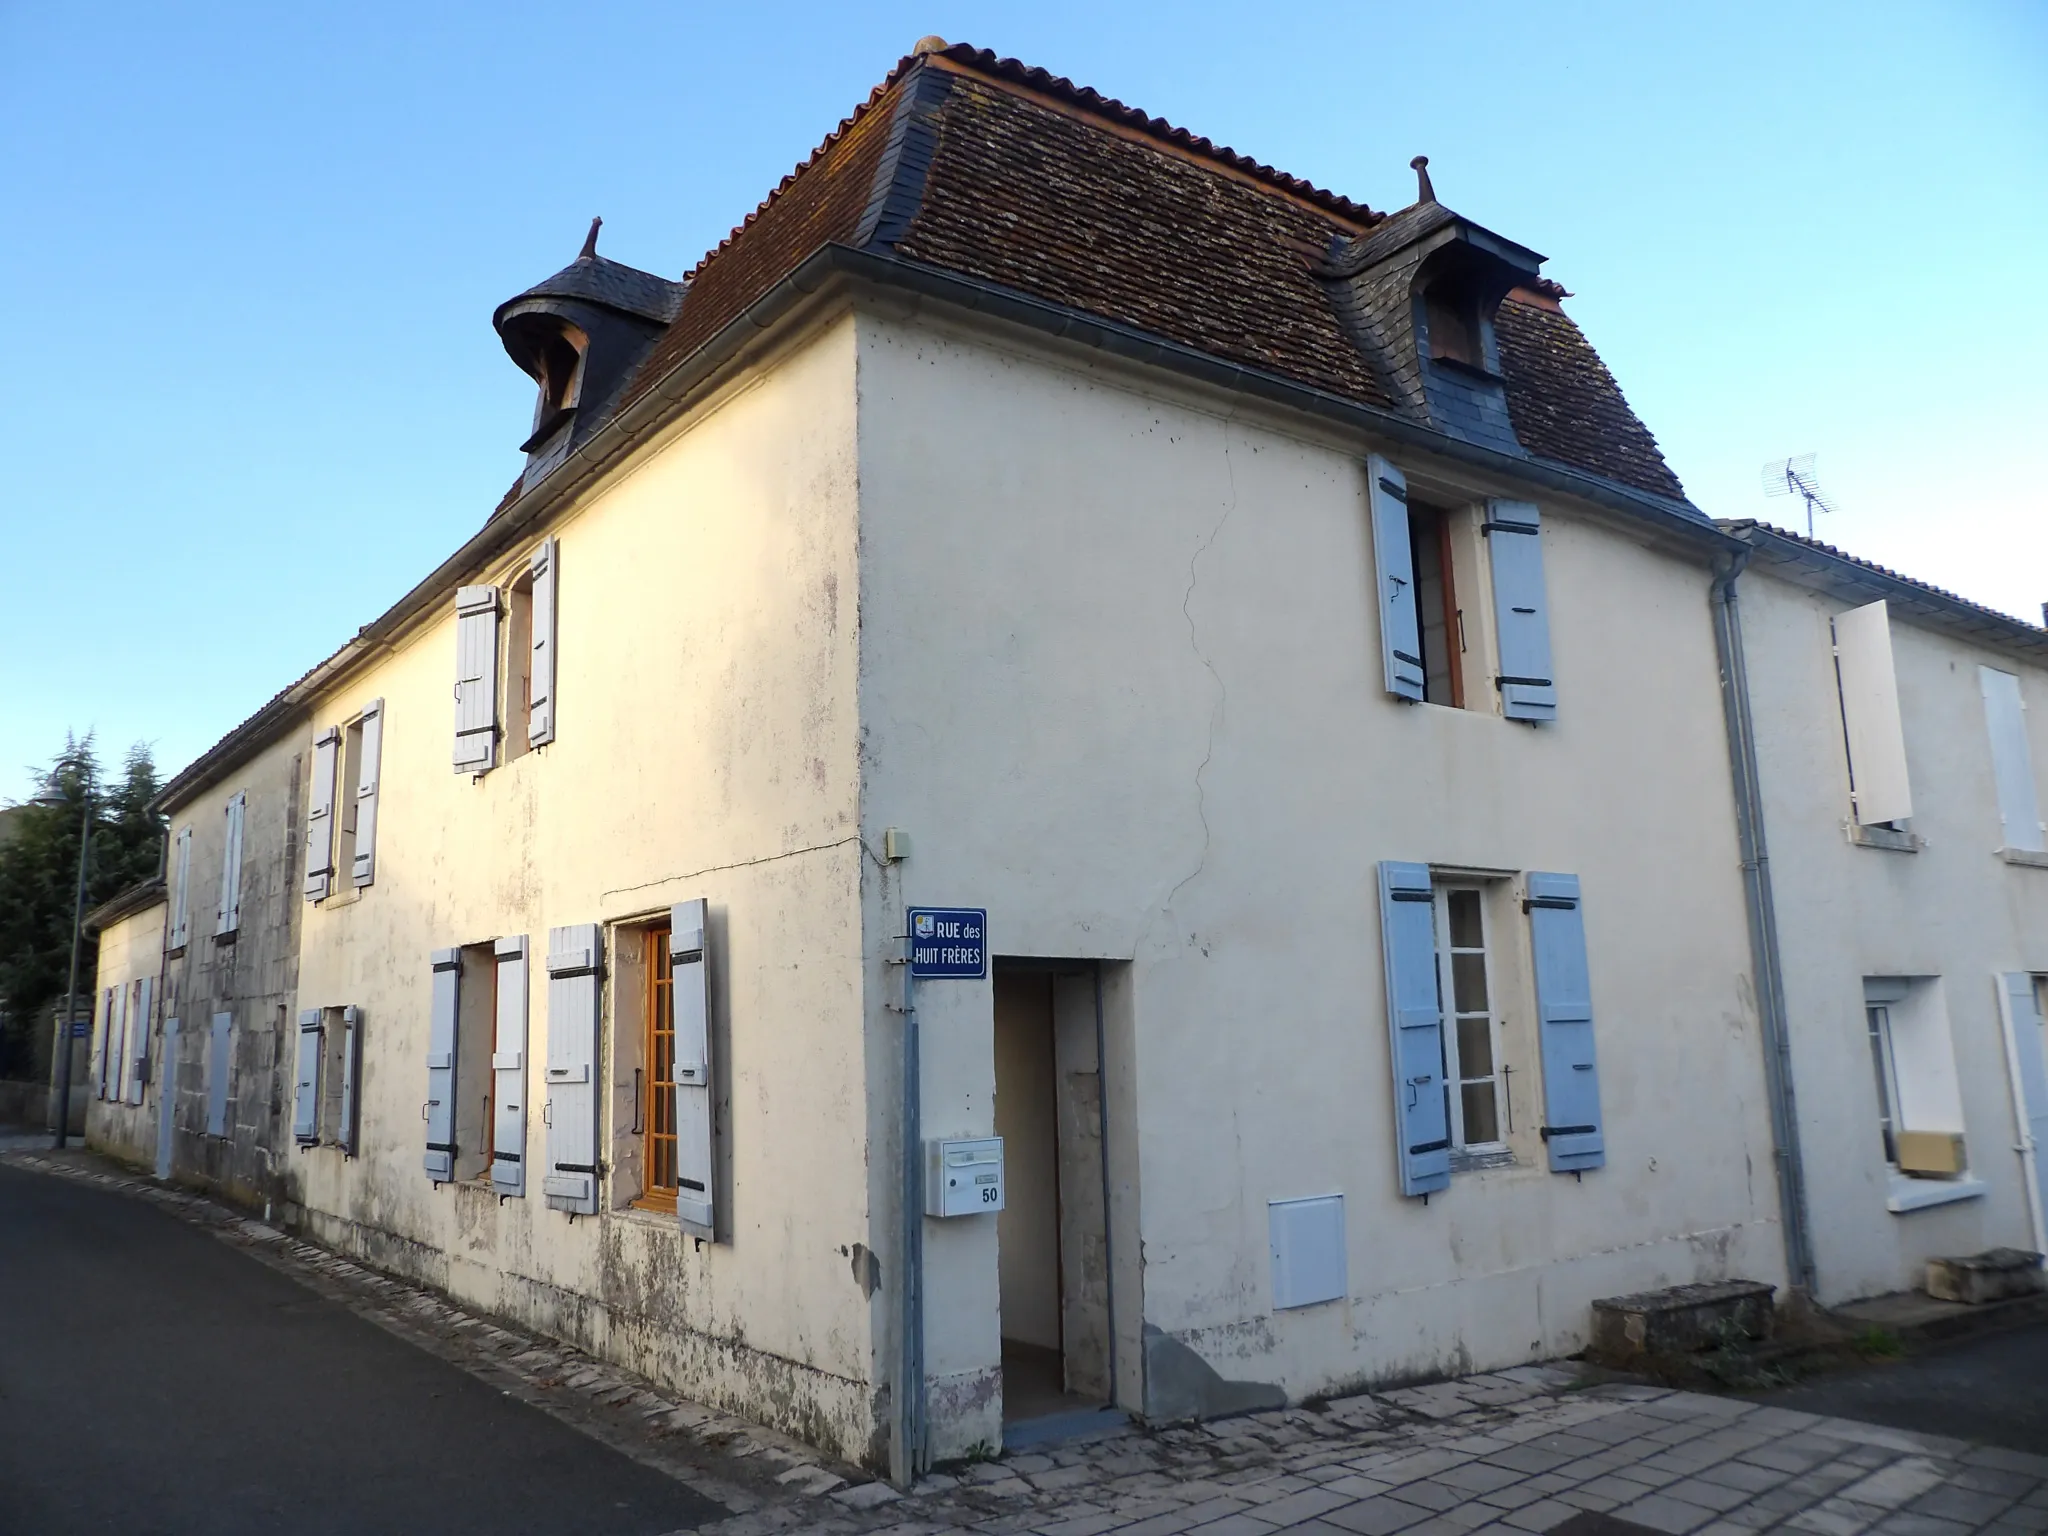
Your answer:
(926, 1137), (1004, 1217)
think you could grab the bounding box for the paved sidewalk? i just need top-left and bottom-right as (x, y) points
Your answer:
(755, 1374), (2048, 1536)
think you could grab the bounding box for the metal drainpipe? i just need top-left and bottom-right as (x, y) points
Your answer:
(1711, 549), (1818, 1296)
(891, 933), (924, 1489)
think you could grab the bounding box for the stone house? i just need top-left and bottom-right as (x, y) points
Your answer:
(1719, 520), (2048, 1303)
(81, 40), (1845, 1474)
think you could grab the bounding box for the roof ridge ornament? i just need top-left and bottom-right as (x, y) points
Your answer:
(1410, 156), (1436, 205)
(579, 216), (602, 260)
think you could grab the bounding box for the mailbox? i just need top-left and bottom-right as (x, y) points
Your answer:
(926, 1136), (1004, 1217)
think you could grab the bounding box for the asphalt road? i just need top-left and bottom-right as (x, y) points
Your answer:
(0, 1161), (722, 1535)
(1751, 1321), (2048, 1456)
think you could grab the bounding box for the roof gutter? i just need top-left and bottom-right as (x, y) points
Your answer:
(157, 240), (1736, 809)
(1709, 547), (1816, 1296)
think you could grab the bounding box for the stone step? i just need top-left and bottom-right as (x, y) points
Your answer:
(1588, 1280), (1776, 1363)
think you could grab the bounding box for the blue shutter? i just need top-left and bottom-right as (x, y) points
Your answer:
(293, 1009), (322, 1145)
(528, 539), (557, 749)
(453, 587), (500, 772)
(425, 950), (460, 1181)
(543, 925), (601, 1215)
(338, 1007), (362, 1156)
(1528, 872), (1604, 1171)
(1485, 500), (1556, 722)
(671, 901), (714, 1238)
(1368, 456), (1425, 702)
(305, 728), (340, 900)
(1378, 861), (1450, 1196)
(127, 977), (153, 1105)
(491, 936), (529, 1198)
(351, 702), (384, 887)
(206, 1012), (233, 1137)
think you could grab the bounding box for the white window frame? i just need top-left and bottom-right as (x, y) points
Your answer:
(1866, 1002), (1904, 1169)
(1433, 883), (1508, 1158)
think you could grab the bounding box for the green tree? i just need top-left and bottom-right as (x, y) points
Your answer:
(0, 736), (165, 1079)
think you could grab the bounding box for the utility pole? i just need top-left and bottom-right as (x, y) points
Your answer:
(52, 771), (92, 1151)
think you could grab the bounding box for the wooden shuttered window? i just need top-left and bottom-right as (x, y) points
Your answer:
(528, 538), (558, 749)
(1981, 667), (2045, 853)
(543, 924), (601, 1215)
(1483, 499), (1556, 722)
(216, 792), (246, 935)
(352, 701), (385, 886)
(453, 586), (500, 773)
(671, 900), (715, 1238)
(425, 950), (460, 1181)
(1833, 600), (1913, 826)
(305, 729), (341, 901)
(168, 826), (193, 948)
(1377, 861), (1451, 1196)
(1368, 457), (1426, 702)
(293, 1009), (323, 1145)
(1527, 872), (1606, 1173)
(491, 937), (529, 1197)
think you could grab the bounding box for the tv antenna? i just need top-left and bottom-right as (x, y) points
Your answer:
(1762, 453), (1836, 538)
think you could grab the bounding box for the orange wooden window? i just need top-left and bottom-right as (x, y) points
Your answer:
(642, 922), (677, 1209)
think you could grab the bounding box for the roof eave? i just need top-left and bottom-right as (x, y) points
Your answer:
(1723, 520), (2048, 667)
(160, 241), (1732, 807)
(85, 877), (166, 934)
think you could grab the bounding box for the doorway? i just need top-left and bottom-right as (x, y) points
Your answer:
(993, 962), (1113, 1435)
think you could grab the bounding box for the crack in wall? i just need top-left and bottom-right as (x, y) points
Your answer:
(1163, 431), (1237, 919)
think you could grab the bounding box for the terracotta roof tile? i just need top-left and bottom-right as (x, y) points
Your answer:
(603, 42), (1685, 503)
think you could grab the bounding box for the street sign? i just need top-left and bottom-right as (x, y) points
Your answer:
(907, 907), (987, 980)
(70, 1020), (89, 1038)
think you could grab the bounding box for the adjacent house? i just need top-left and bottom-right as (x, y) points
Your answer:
(85, 39), (2042, 1477)
(1720, 521), (2048, 1302)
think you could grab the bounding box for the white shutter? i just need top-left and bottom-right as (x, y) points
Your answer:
(127, 976), (153, 1105)
(1485, 499), (1558, 722)
(352, 700), (385, 885)
(217, 792), (247, 935)
(338, 1006), (362, 1155)
(425, 950), (460, 1181)
(1980, 668), (2045, 853)
(1996, 973), (2048, 1257)
(1368, 456), (1425, 702)
(92, 987), (114, 1100)
(168, 826), (192, 948)
(293, 1009), (323, 1144)
(544, 924), (601, 1215)
(671, 900), (715, 1237)
(453, 586), (501, 772)
(107, 983), (129, 1103)
(305, 729), (340, 901)
(1834, 601), (1913, 825)
(491, 936), (529, 1197)
(528, 538), (557, 749)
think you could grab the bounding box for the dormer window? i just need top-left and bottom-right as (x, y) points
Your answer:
(519, 323), (586, 454)
(1423, 283), (1483, 369)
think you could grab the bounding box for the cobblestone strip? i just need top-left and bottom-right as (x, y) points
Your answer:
(0, 1149), (862, 1519)
(714, 1378), (2048, 1536)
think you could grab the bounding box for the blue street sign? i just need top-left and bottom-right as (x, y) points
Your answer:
(907, 907), (988, 980)
(70, 1020), (89, 1038)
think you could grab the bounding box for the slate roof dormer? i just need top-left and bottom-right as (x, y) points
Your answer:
(1318, 158), (1545, 457)
(493, 218), (685, 496)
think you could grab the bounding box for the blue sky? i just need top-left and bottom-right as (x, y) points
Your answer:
(2, 2), (2043, 804)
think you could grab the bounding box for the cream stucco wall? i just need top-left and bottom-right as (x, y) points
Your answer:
(1740, 569), (2048, 1303)
(287, 314), (882, 1463)
(853, 310), (1787, 1447)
